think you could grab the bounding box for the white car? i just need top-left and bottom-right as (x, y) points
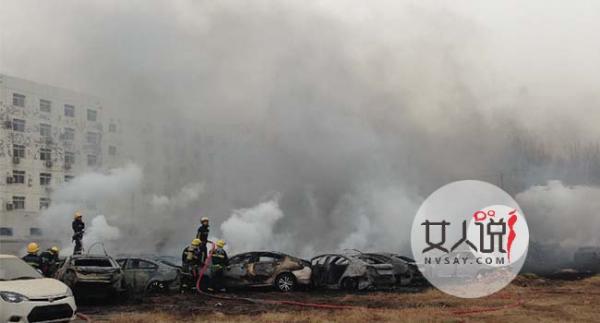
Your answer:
(0, 254), (77, 323)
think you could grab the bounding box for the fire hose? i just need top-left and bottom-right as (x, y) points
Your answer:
(193, 244), (523, 314)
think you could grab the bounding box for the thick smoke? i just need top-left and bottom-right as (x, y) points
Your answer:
(3, 1), (600, 258)
(517, 181), (600, 250)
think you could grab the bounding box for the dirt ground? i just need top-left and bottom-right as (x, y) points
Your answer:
(75, 274), (600, 322)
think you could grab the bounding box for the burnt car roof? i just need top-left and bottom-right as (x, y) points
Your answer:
(70, 254), (114, 259)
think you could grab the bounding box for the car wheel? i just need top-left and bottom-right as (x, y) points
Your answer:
(341, 277), (358, 291)
(146, 281), (163, 293)
(275, 273), (296, 292)
(399, 268), (414, 286)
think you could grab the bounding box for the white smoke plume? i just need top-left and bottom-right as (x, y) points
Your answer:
(517, 180), (600, 249)
(220, 197), (289, 254)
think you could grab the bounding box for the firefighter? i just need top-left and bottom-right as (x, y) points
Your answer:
(72, 211), (85, 255)
(208, 239), (229, 292)
(196, 217), (210, 264)
(40, 246), (60, 277)
(181, 238), (202, 291)
(22, 242), (42, 271)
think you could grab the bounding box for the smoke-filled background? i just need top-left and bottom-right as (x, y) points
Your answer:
(2, 1), (600, 259)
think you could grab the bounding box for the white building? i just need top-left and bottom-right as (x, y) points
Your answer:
(0, 74), (122, 253)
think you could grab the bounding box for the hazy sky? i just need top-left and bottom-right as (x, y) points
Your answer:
(3, 1), (600, 254)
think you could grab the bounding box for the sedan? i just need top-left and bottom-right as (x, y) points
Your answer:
(0, 254), (77, 323)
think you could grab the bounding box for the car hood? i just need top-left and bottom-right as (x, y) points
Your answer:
(0, 278), (70, 298)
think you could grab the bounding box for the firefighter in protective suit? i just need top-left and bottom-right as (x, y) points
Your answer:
(40, 246), (60, 277)
(22, 242), (42, 270)
(181, 239), (202, 291)
(196, 217), (210, 264)
(72, 211), (85, 255)
(208, 240), (229, 292)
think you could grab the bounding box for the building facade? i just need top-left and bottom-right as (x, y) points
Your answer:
(0, 74), (122, 253)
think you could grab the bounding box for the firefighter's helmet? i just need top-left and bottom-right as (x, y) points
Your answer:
(27, 242), (40, 254)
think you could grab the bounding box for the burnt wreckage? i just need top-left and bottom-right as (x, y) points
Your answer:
(310, 253), (396, 290)
(215, 251), (312, 292)
(116, 257), (181, 294)
(55, 254), (125, 298)
(358, 253), (423, 286)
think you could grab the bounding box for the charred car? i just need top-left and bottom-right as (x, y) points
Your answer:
(55, 254), (125, 298)
(310, 253), (395, 290)
(116, 257), (181, 294)
(358, 253), (421, 286)
(219, 251), (312, 292)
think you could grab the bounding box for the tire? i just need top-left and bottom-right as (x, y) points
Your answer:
(146, 281), (162, 293)
(341, 277), (358, 291)
(274, 273), (297, 292)
(398, 268), (414, 286)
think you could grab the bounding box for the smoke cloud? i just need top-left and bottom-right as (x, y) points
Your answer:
(2, 1), (600, 258)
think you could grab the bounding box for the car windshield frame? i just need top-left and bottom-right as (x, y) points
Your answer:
(0, 257), (43, 280)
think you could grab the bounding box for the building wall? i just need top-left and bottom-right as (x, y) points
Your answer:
(0, 74), (122, 253)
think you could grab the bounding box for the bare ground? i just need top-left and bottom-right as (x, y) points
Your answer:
(75, 274), (600, 322)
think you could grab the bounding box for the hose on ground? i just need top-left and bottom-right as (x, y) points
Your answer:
(192, 254), (523, 314)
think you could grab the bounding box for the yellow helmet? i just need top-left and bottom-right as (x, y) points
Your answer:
(191, 238), (201, 246)
(216, 240), (225, 248)
(74, 211), (82, 219)
(27, 242), (40, 254)
(50, 246), (60, 253)
(201, 217), (209, 223)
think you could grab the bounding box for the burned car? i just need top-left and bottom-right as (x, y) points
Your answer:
(359, 253), (421, 286)
(55, 254), (125, 298)
(219, 251), (312, 292)
(310, 254), (395, 290)
(116, 257), (181, 293)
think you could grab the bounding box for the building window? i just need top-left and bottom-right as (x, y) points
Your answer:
(40, 148), (51, 161)
(30, 228), (43, 236)
(39, 198), (50, 210)
(40, 123), (52, 137)
(64, 104), (75, 117)
(0, 227), (13, 236)
(12, 170), (25, 184)
(65, 151), (75, 165)
(87, 154), (97, 166)
(13, 196), (25, 209)
(40, 173), (52, 186)
(63, 127), (75, 140)
(13, 93), (25, 107)
(109, 145), (117, 156)
(40, 99), (52, 112)
(86, 132), (99, 145)
(109, 123), (117, 132)
(87, 109), (97, 121)
(13, 145), (25, 158)
(12, 119), (25, 132)
(64, 175), (74, 182)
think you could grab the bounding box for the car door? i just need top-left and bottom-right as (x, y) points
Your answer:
(251, 253), (282, 283)
(224, 253), (254, 286)
(126, 258), (158, 292)
(117, 258), (136, 290)
(310, 256), (330, 287)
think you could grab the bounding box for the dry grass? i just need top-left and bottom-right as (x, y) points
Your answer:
(89, 276), (600, 323)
